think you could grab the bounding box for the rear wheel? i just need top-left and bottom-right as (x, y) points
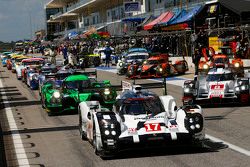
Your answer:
(79, 114), (87, 140)
(92, 125), (100, 155)
(48, 111), (53, 116)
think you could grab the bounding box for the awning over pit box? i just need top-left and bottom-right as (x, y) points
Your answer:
(137, 15), (156, 31)
(161, 5), (203, 31)
(122, 17), (145, 23)
(143, 11), (174, 30)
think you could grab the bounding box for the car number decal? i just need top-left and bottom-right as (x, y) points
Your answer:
(210, 84), (224, 98)
(211, 84), (224, 90)
(144, 123), (161, 132)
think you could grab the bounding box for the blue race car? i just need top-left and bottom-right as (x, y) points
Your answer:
(26, 67), (40, 90)
(1, 53), (11, 67)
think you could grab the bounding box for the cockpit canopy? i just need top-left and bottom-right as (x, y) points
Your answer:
(120, 97), (164, 116)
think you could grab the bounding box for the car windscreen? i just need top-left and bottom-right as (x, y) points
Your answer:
(45, 80), (62, 89)
(23, 61), (44, 66)
(120, 98), (164, 115)
(65, 80), (91, 91)
(214, 58), (229, 64)
(41, 68), (57, 74)
(206, 73), (234, 82)
(127, 55), (147, 60)
(146, 59), (165, 65)
(15, 59), (24, 63)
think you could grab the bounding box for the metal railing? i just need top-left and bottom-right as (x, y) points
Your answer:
(67, 0), (93, 12)
(54, 28), (78, 36)
(52, 11), (63, 19)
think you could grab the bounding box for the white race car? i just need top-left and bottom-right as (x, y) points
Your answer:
(78, 82), (205, 157)
(116, 51), (149, 75)
(183, 68), (250, 105)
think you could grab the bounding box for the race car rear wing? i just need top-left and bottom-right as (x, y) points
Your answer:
(73, 70), (97, 78)
(45, 72), (72, 80)
(122, 78), (167, 95)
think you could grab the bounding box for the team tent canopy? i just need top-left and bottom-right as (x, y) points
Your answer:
(137, 15), (156, 31)
(161, 5), (203, 31)
(143, 11), (174, 31)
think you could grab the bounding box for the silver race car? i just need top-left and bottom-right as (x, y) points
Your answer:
(183, 68), (250, 105)
(78, 82), (205, 157)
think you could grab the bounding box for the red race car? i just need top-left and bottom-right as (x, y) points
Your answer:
(21, 58), (45, 83)
(199, 47), (244, 76)
(127, 54), (188, 79)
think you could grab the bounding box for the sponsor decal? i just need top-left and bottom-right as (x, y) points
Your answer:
(210, 84), (224, 98)
(134, 116), (164, 120)
(122, 81), (131, 92)
(169, 124), (178, 132)
(128, 127), (137, 134)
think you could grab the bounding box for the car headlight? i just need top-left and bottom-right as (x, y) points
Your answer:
(241, 85), (248, 90)
(195, 124), (200, 129)
(235, 87), (240, 92)
(185, 113), (203, 133)
(119, 62), (123, 67)
(203, 64), (209, 70)
(104, 130), (110, 135)
(111, 131), (116, 136)
(234, 62), (240, 68)
(110, 123), (115, 129)
(104, 88), (110, 95)
(159, 68), (163, 72)
(189, 118), (194, 123)
(53, 91), (61, 98)
(190, 125), (195, 130)
(184, 87), (191, 93)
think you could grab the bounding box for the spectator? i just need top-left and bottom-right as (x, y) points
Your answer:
(49, 46), (56, 65)
(104, 43), (112, 67)
(62, 45), (68, 65)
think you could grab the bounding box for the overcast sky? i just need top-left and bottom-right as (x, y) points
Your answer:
(0, 0), (50, 42)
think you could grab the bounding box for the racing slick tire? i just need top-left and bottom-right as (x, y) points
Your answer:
(40, 95), (46, 109)
(79, 114), (87, 140)
(48, 111), (53, 116)
(92, 123), (111, 158)
(92, 124), (100, 156)
(16, 74), (19, 80)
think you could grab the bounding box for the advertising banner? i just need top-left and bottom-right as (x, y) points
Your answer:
(124, 1), (141, 13)
(209, 37), (223, 53)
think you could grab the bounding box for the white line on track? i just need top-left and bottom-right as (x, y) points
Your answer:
(98, 68), (250, 157)
(206, 135), (250, 156)
(0, 78), (31, 166)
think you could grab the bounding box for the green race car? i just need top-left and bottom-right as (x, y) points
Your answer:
(40, 71), (117, 116)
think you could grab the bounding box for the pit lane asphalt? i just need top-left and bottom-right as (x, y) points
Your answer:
(0, 65), (250, 167)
